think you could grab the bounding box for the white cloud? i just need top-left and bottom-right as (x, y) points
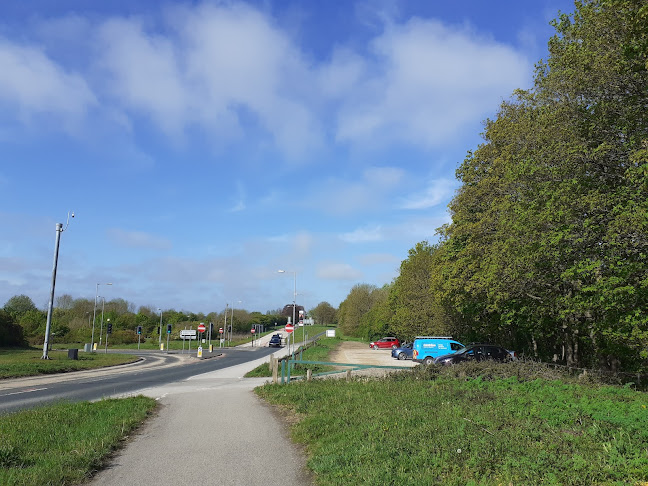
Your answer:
(400, 177), (457, 209)
(0, 38), (96, 127)
(357, 253), (400, 265)
(335, 17), (531, 147)
(317, 262), (363, 280)
(95, 3), (322, 158)
(96, 18), (190, 137)
(292, 231), (314, 257)
(107, 228), (172, 250)
(340, 225), (384, 243)
(1, 4), (532, 158)
(308, 166), (405, 215)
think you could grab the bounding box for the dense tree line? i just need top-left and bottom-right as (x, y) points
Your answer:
(0, 294), (290, 346)
(338, 0), (648, 372)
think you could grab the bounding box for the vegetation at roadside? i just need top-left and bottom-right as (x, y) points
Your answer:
(257, 361), (648, 485)
(0, 396), (156, 486)
(0, 349), (139, 379)
(334, 0), (648, 373)
(245, 332), (339, 378)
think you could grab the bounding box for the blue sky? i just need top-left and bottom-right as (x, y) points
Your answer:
(0, 0), (575, 314)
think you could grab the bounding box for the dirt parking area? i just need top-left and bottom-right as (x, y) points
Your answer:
(328, 341), (417, 368)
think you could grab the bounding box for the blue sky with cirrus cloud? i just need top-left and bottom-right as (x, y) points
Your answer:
(0, 0), (574, 314)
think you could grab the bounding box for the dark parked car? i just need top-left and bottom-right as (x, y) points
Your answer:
(434, 344), (513, 365)
(391, 342), (413, 360)
(369, 337), (400, 350)
(268, 334), (282, 347)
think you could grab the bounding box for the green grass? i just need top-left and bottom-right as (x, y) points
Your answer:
(0, 349), (139, 379)
(244, 335), (340, 378)
(0, 396), (157, 485)
(256, 361), (648, 485)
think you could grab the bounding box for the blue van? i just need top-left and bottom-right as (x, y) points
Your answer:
(412, 336), (464, 365)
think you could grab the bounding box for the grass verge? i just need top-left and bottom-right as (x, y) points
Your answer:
(244, 336), (340, 378)
(0, 396), (157, 485)
(0, 349), (140, 379)
(256, 361), (648, 485)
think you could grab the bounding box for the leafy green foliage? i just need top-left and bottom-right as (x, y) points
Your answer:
(0, 310), (26, 347)
(2, 295), (37, 320)
(338, 284), (390, 338)
(310, 301), (338, 325)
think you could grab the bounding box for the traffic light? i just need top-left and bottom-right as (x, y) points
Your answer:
(209, 322), (214, 334)
(107, 323), (113, 334)
(137, 326), (142, 335)
(167, 324), (172, 334)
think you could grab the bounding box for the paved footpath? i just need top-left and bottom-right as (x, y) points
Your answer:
(89, 338), (313, 486)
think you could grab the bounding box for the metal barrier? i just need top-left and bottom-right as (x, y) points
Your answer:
(281, 359), (410, 384)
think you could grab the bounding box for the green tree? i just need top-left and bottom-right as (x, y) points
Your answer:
(338, 284), (390, 338)
(309, 302), (337, 325)
(3, 295), (37, 319)
(387, 242), (453, 341)
(0, 310), (26, 346)
(437, 0), (648, 369)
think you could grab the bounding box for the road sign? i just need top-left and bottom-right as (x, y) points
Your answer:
(219, 328), (223, 333)
(285, 323), (294, 333)
(251, 328), (256, 334)
(197, 323), (206, 333)
(180, 329), (197, 339)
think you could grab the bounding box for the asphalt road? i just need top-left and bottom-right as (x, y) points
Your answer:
(0, 346), (276, 414)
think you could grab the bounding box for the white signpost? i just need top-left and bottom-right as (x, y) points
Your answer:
(180, 329), (197, 339)
(180, 329), (196, 354)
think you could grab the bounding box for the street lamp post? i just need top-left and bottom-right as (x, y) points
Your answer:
(42, 211), (74, 359)
(91, 282), (112, 350)
(158, 308), (163, 344)
(230, 305), (234, 345)
(278, 270), (297, 354)
(99, 297), (106, 345)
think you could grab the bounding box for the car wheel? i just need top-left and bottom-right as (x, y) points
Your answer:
(423, 357), (434, 365)
(373, 344), (378, 350)
(398, 353), (406, 360)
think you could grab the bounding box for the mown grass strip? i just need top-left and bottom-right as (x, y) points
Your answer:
(245, 336), (340, 378)
(256, 362), (648, 485)
(0, 396), (157, 485)
(0, 349), (140, 380)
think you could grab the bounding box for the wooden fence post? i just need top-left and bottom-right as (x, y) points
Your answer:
(307, 369), (312, 382)
(272, 357), (278, 384)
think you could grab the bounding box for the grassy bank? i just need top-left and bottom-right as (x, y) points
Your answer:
(0, 349), (140, 380)
(245, 335), (340, 378)
(0, 396), (156, 485)
(256, 361), (648, 485)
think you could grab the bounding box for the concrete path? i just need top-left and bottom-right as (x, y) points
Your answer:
(89, 334), (313, 486)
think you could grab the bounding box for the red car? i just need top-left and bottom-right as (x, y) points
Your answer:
(369, 337), (400, 350)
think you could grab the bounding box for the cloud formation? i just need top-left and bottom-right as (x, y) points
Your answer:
(335, 18), (530, 147)
(0, 2), (531, 159)
(0, 38), (96, 128)
(317, 262), (363, 280)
